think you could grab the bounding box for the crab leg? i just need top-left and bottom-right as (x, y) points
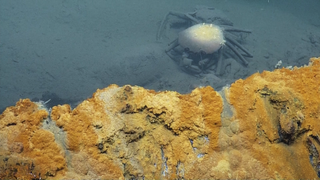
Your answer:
(225, 42), (248, 66)
(225, 36), (253, 57)
(157, 12), (170, 40)
(157, 12), (188, 40)
(157, 11), (201, 40)
(216, 48), (224, 75)
(165, 39), (179, 53)
(221, 26), (252, 33)
(184, 13), (201, 24)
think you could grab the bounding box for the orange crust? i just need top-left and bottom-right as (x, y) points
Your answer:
(0, 99), (66, 179)
(1, 57), (319, 179)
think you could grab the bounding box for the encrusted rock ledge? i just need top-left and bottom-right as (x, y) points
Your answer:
(1, 57), (320, 179)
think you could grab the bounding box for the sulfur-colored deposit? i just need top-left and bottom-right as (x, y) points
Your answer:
(0, 57), (320, 179)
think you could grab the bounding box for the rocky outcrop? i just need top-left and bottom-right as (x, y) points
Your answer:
(1, 57), (320, 179)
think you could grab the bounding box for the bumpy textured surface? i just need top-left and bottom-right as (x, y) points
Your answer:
(0, 57), (319, 179)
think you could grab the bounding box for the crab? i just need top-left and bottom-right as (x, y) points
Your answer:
(156, 5), (253, 75)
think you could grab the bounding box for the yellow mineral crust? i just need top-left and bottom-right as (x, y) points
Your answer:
(0, 99), (66, 179)
(0, 57), (320, 179)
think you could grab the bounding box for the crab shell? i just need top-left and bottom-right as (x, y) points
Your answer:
(178, 23), (226, 54)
